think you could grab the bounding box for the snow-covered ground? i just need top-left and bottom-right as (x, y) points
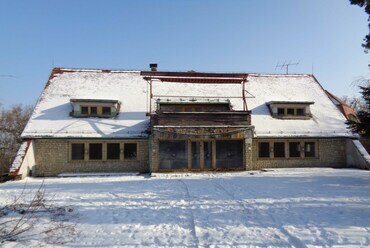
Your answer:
(1, 168), (370, 247)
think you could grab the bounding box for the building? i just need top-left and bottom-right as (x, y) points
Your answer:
(10, 67), (370, 177)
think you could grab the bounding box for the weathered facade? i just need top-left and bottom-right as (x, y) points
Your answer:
(9, 67), (369, 178)
(32, 139), (149, 177)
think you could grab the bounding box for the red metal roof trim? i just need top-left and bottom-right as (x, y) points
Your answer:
(147, 76), (245, 84)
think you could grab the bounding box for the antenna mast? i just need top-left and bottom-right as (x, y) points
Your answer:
(275, 60), (300, 74)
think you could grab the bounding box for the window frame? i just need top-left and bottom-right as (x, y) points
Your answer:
(124, 143), (138, 160)
(69, 141), (139, 162)
(71, 143), (86, 161)
(257, 140), (319, 160)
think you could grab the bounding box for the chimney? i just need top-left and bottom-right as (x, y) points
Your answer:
(150, 63), (157, 72)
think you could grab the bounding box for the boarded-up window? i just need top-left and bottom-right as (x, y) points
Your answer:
(304, 142), (316, 157)
(159, 141), (188, 170)
(274, 142), (285, 158)
(89, 143), (102, 160)
(216, 140), (243, 169)
(72, 144), (84, 160)
(124, 143), (137, 159)
(289, 142), (301, 157)
(258, 142), (270, 158)
(107, 143), (120, 160)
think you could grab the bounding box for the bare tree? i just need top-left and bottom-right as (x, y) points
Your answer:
(0, 105), (33, 178)
(0, 180), (77, 245)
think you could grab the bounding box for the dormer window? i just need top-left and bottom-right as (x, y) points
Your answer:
(70, 98), (120, 118)
(267, 101), (314, 119)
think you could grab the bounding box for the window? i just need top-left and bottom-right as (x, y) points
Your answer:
(71, 144), (84, 160)
(107, 143), (120, 160)
(258, 142), (270, 158)
(90, 107), (98, 115)
(102, 107), (111, 115)
(274, 142), (285, 158)
(70, 142), (139, 162)
(216, 140), (243, 169)
(287, 108), (295, 115)
(159, 141), (188, 169)
(289, 142), (301, 157)
(304, 142), (316, 157)
(277, 108), (285, 116)
(258, 140), (318, 159)
(81, 106), (88, 115)
(296, 108), (305, 116)
(124, 143), (137, 159)
(89, 143), (102, 160)
(267, 101), (314, 119)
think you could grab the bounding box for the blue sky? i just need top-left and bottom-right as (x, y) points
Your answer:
(0, 0), (369, 107)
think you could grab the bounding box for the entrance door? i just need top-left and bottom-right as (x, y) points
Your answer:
(190, 141), (213, 171)
(203, 141), (213, 170)
(191, 142), (201, 170)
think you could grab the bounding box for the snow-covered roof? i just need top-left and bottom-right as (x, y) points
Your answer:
(22, 68), (353, 139)
(246, 74), (352, 137)
(22, 69), (150, 138)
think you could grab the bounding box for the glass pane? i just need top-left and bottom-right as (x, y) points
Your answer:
(277, 108), (285, 116)
(107, 143), (120, 160)
(305, 142), (316, 157)
(90, 107), (97, 115)
(258, 142), (270, 158)
(289, 142), (301, 157)
(204, 141), (213, 169)
(274, 142), (285, 158)
(191, 142), (200, 169)
(72, 144), (84, 160)
(102, 107), (111, 115)
(89, 143), (102, 160)
(287, 108), (294, 115)
(296, 108), (305, 116)
(159, 141), (188, 170)
(81, 107), (88, 115)
(124, 143), (137, 159)
(216, 140), (243, 169)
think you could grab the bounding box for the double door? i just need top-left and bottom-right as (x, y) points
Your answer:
(190, 141), (214, 170)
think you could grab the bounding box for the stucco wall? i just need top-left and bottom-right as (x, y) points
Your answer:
(251, 138), (347, 170)
(33, 139), (149, 176)
(18, 141), (35, 178)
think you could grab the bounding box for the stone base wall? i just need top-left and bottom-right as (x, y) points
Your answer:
(251, 138), (347, 170)
(33, 139), (149, 177)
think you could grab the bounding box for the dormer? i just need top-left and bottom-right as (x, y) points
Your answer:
(267, 101), (314, 119)
(70, 98), (121, 118)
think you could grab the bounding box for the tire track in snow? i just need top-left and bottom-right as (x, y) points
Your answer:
(178, 179), (200, 247)
(216, 178), (308, 248)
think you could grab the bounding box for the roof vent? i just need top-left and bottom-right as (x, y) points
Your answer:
(150, 63), (157, 72)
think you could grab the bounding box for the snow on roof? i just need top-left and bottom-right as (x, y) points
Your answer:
(22, 69), (150, 138)
(22, 69), (353, 139)
(246, 74), (352, 137)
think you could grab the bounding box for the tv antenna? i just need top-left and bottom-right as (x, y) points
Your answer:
(275, 60), (300, 74)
